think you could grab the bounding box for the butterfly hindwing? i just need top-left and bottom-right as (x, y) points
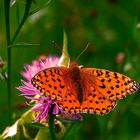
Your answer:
(58, 90), (80, 113)
(57, 86), (117, 115)
(81, 86), (117, 115)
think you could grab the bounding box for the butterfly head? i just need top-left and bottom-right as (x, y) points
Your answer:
(70, 61), (78, 67)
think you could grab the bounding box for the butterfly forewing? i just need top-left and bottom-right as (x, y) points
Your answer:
(31, 67), (68, 100)
(81, 68), (139, 100)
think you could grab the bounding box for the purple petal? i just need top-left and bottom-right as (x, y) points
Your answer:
(17, 86), (36, 94)
(53, 104), (59, 114)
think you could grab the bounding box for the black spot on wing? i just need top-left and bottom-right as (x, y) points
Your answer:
(99, 84), (106, 89)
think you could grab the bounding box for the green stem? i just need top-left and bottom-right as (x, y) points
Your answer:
(4, 0), (10, 45)
(49, 114), (56, 140)
(7, 48), (11, 123)
(11, 0), (32, 44)
(4, 0), (12, 124)
(4, 0), (32, 125)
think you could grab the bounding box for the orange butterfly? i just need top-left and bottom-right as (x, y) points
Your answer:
(31, 62), (139, 115)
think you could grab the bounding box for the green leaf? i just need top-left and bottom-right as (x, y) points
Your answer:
(11, 0), (33, 44)
(29, 123), (47, 129)
(55, 116), (78, 124)
(8, 42), (40, 48)
(29, 0), (51, 16)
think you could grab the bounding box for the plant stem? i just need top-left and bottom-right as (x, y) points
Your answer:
(49, 114), (56, 140)
(4, 0), (32, 125)
(4, 0), (12, 124)
(4, 0), (10, 45)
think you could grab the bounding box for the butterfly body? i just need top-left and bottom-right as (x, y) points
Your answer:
(31, 62), (139, 115)
(63, 62), (86, 104)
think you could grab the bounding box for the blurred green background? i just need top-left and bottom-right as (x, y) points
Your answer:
(0, 0), (140, 139)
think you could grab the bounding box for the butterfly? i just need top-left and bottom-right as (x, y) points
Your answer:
(31, 62), (139, 115)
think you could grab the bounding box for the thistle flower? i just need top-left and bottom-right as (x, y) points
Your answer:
(17, 55), (81, 122)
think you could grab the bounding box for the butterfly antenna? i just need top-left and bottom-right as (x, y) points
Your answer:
(52, 41), (61, 51)
(76, 43), (90, 61)
(52, 41), (69, 57)
(52, 41), (70, 67)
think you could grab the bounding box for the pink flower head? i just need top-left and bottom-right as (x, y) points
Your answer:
(17, 55), (81, 122)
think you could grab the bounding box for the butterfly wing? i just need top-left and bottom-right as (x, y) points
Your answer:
(58, 90), (80, 113)
(32, 67), (81, 113)
(81, 86), (117, 115)
(57, 84), (117, 115)
(81, 68), (139, 100)
(31, 67), (68, 100)
(31, 66), (139, 115)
